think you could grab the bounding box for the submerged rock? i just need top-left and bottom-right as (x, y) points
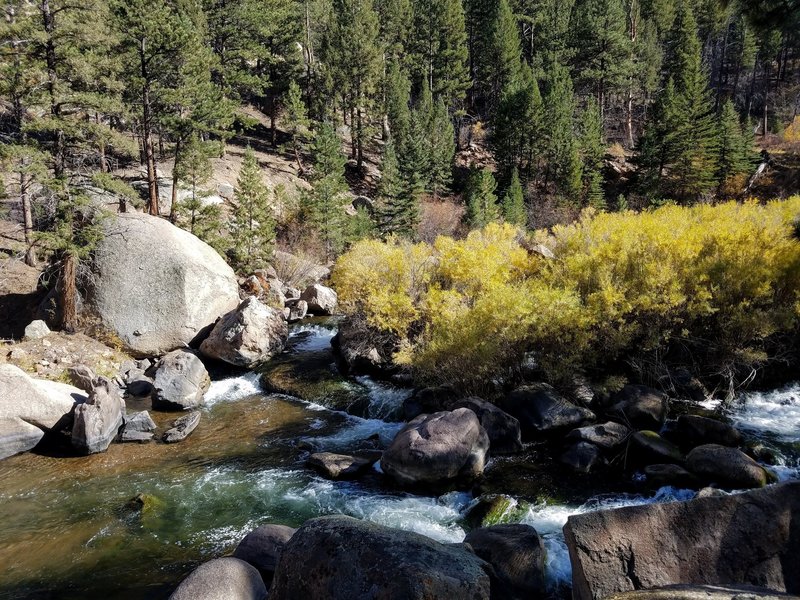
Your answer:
(270, 515), (491, 599)
(86, 213), (240, 356)
(454, 397), (523, 454)
(464, 524), (547, 599)
(151, 350), (210, 410)
(234, 524), (296, 583)
(200, 297), (288, 368)
(307, 452), (374, 479)
(380, 408), (490, 486)
(644, 464), (701, 488)
(563, 481), (800, 600)
(169, 557), (267, 600)
(608, 385), (668, 430)
(500, 383), (595, 436)
(686, 444), (769, 489)
(71, 379), (125, 454)
(162, 411), (201, 443)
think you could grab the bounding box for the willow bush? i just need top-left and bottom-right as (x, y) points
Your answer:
(333, 198), (800, 391)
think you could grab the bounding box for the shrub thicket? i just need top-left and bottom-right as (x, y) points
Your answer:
(333, 198), (800, 392)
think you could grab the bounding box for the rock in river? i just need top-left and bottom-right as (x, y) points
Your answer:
(169, 557), (267, 600)
(307, 452), (374, 479)
(300, 283), (338, 315)
(71, 379), (125, 454)
(380, 408), (490, 486)
(270, 515), (491, 600)
(454, 396), (523, 454)
(563, 481), (800, 600)
(85, 213), (240, 356)
(151, 350), (210, 410)
(608, 385), (668, 430)
(686, 444), (770, 489)
(500, 383), (595, 436)
(567, 421), (630, 449)
(674, 414), (742, 448)
(200, 297), (288, 368)
(234, 524), (296, 583)
(162, 411), (201, 444)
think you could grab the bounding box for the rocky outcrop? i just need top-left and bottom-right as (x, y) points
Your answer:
(307, 452), (374, 479)
(169, 557), (267, 600)
(608, 385), (668, 430)
(604, 584), (800, 599)
(0, 364), (85, 459)
(269, 515), (491, 599)
(380, 408), (490, 486)
(674, 415), (742, 447)
(199, 297), (288, 368)
(464, 524), (547, 599)
(332, 318), (393, 376)
(162, 411), (201, 443)
(233, 524), (296, 582)
(454, 397), (522, 454)
(151, 350), (210, 410)
(686, 444), (769, 489)
(71, 379), (125, 454)
(86, 213), (240, 356)
(563, 481), (800, 600)
(300, 284), (338, 315)
(567, 421), (630, 449)
(500, 384), (595, 436)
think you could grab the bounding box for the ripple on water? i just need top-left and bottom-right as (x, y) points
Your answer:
(731, 384), (800, 443)
(204, 371), (263, 407)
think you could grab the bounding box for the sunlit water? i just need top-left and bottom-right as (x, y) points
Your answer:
(0, 322), (798, 599)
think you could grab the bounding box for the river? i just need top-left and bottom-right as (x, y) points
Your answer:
(0, 321), (797, 599)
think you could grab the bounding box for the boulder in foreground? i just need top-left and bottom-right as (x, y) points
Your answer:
(71, 379), (124, 454)
(234, 524), (296, 583)
(169, 557), (266, 600)
(152, 350), (210, 410)
(86, 213), (240, 356)
(269, 515), (491, 599)
(563, 481), (800, 600)
(604, 584), (800, 599)
(687, 444), (769, 489)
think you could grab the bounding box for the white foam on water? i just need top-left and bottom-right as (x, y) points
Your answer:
(303, 415), (403, 451)
(204, 371), (263, 407)
(731, 383), (800, 443)
(289, 324), (337, 352)
(355, 375), (412, 420)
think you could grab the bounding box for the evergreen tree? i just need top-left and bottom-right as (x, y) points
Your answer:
(385, 59), (412, 144)
(284, 80), (313, 175)
(465, 168), (500, 228)
(494, 62), (544, 177)
(544, 64), (582, 198)
(377, 0), (413, 60)
(306, 123), (349, 259)
(579, 97), (606, 208)
(501, 167), (527, 226)
(231, 147), (276, 272)
(716, 99), (754, 190)
(175, 136), (223, 248)
(399, 104), (431, 198)
(377, 141), (418, 237)
(426, 98), (456, 197)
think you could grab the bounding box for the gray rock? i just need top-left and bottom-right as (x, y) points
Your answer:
(0, 364), (85, 459)
(300, 283), (338, 315)
(563, 481), (800, 600)
(162, 411), (201, 443)
(675, 414), (742, 447)
(126, 376), (154, 397)
(500, 383), (596, 435)
(23, 319), (50, 340)
(403, 384), (460, 420)
(687, 444), (769, 489)
(332, 318), (393, 377)
(233, 524), (296, 582)
(644, 463), (701, 488)
(270, 515), (491, 600)
(631, 430), (684, 464)
(120, 430), (153, 443)
(71, 380), (125, 454)
(86, 213), (240, 356)
(454, 396), (523, 454)
(567, 421), (630, 449)
(605, 584), (800, 599)
(464, 524), (547, 599)
(381, 408), (490, 486)
(286, 299), (308, 322)
(67, 365), (97, 393)
(307, 452), (374, 479)
(199, 297), (288, 368)
(608, 385), (668, 430)
(124, 411), (156, 433)
(561, 442), (604, 473)
(218, 182), (235, 198)
(169, 557), (267, 600)
(152, 350), (210, 410)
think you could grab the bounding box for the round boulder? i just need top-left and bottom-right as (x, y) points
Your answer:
(300, 284), (338, 315)
(608, 385), (668, 430)
(687, 444), (769, 489)
(500, 383), (595, 436)
(152, 350), (210, 411)
(233, 524), (296, 583)
(454, 397), (522, 454)
(675, 415), (742, 448)
(86, 213), (240, 356)
(169, 557), (267, 600)
(381, 408), (490, 486)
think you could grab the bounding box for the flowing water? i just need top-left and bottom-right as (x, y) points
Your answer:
(0, 322), (798, 599)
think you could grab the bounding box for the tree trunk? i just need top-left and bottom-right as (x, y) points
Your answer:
(170, 138), (182, 223)
(59, 252), (78, 333)
(20, 171), (36, 267)
(270, 96), (278, 147)
(140, 37), (159, 216)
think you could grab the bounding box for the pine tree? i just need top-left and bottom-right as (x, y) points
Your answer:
(399, 104), (431, 198)
(377, 0), (413, 60)
(465, 168), (500, 228)
(427, 98), (456, 197)
(501, 168), (527, 226)
(231, 147), (276, 272)
(580, 97), (606, 208)
(378, 141), (418, 237)
(385, 59), (412, 144)
(544, 63), (582, 198)
(306, 123), (349, 259)
(175, 136), (223, 248)
(494, 62), (544, 177)
(284, 80), (313, 175)
(716, 99), (754, 190)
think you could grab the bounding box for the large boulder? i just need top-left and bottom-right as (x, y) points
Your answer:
(675, 415), (742, 448)
(71, 379), (125, 454)
(686, 444), (770, 489)
(300, 284), (338, 315)
(563, 481), (800, 600)
(234, 524), (296, 583)
(152, 350), (210, 410)
(380, 408), (490, 486)
(169, 557), (267, 600)
(567, 421), (630, 449)
(631, 430), (685, 465)
(270, 515), (491, 599)
(0, 364), (85, 459)
(402, 385), (460, 420)
(454, 397), (523, 454)
(561, 442), (605, 473)
(608, 385), (668, 430)
(500, 383), (595, 436)
(464, 524), (547, 599)
(332, 318), (394, 377)
(604, 584), (800, 599)
(86, 213), (240, 356)
(199, 297), (288, 368)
